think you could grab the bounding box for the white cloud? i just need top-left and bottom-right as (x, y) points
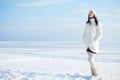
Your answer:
(115, 9), (120, 16)
(98, 12), (120, 17)
(98, 13), (113, 17)
(71, 10), (88, 14)
(15, 0), (74, 7)
(56, 17), (80, 21)
(97, 8), (120, 17)
(69, 2), (90, 14)
(25, 16), (80, 22)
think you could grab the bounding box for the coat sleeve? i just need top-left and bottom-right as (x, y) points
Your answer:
(83, 24), (87, 42)
(94, 22), (103, 42)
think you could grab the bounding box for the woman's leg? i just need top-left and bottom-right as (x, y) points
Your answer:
(88, 52), (99, 76)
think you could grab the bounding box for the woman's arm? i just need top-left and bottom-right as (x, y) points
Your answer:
(83, 24), (87, 42)
(94, 22), (103, 42)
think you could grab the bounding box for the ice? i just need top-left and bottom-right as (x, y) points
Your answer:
(0, 41), (120, 80)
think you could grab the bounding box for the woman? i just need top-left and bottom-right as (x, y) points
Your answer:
(83, 10), (103, 80)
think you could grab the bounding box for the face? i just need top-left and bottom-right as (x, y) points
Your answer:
(88, 11), (94, 18)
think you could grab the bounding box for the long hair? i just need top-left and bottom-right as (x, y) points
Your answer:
(86, 11), (98, 26)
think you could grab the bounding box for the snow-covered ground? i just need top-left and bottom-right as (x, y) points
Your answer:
(0, 41), (120, 80)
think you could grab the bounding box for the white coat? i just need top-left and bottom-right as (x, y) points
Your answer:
(83, 19), (103, 52)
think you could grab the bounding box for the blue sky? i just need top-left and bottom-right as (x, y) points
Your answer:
(0, 0), (120, 42)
